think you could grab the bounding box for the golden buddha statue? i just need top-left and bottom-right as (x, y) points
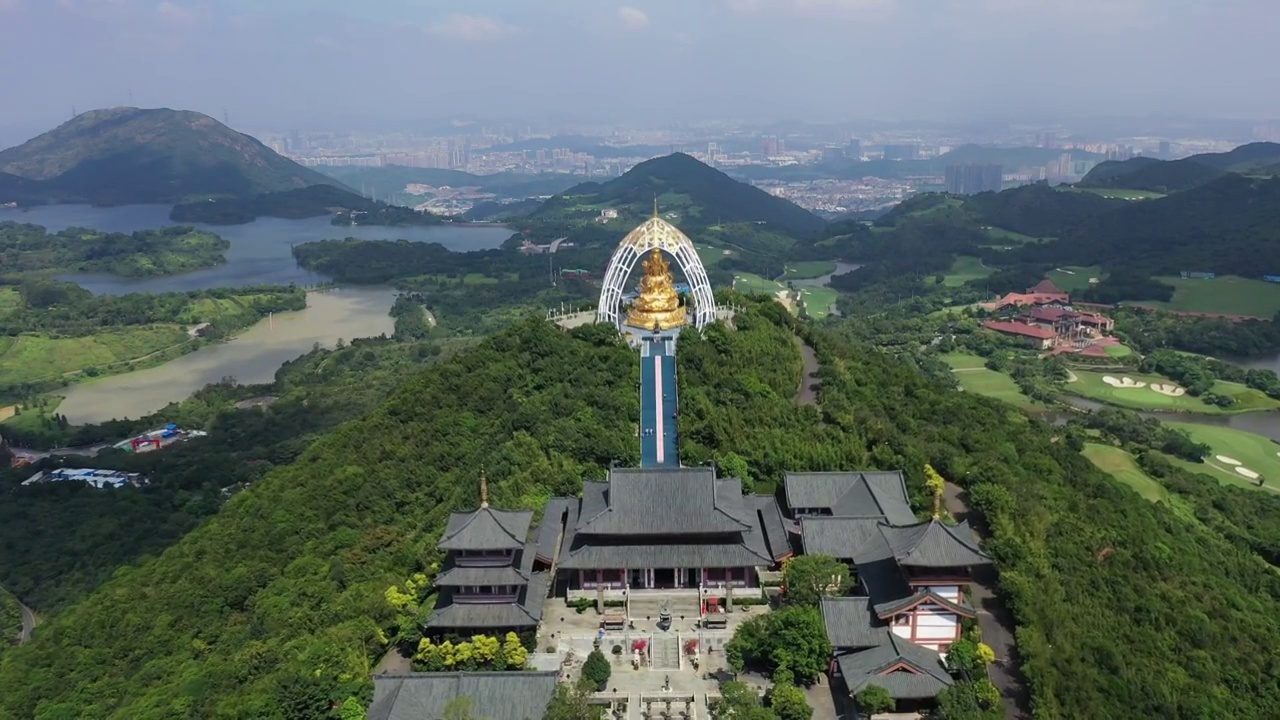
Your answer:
(625, 249), (687, 330)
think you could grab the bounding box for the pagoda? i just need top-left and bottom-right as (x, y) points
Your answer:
(425, 473), (548, 635)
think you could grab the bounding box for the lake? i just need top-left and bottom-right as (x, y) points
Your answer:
(0, 204), (513, 294)
(55, 287), (397, 424)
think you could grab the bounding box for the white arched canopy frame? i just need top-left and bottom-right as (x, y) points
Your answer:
(596, 218), (717, 330)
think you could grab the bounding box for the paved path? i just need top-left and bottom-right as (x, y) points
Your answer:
(18, 600), (36, 644)
(793, 336), (820, 406)
(640, 339), (678, 468)
(943, 482), (1031, 720)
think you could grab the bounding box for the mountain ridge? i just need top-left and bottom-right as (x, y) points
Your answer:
(531, 152), (826, 237)
(1079, 141), (1280, 194)
(0, 107), (347, 206)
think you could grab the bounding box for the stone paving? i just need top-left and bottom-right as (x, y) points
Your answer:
(537, 595), (776, 718)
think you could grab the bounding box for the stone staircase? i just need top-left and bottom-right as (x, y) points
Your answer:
(649, 634), (681, 671)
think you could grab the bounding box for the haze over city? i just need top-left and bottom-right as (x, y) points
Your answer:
(2, 0), (1280, 137)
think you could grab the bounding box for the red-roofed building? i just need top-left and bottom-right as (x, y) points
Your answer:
(1027, 278), (1069, 300)
(981, 320), (1057, 349)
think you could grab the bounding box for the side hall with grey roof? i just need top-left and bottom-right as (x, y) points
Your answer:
(368, 671), (559, 720)
(784, 470), (916, 524)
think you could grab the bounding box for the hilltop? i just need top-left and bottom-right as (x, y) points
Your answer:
(531, 153), (826, 237)
(316, 165), (581, 203)
(1079, 141), (1280, 194)
(0, 107), (345, 206)
(170, 184), (442, 226)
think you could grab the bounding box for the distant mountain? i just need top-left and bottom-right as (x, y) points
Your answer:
(171, 184), (441, 227)
(1079, 142), (1280, 194)
(532, 153), (826, 238)
(316, 165), (580, 202)
(1019, 173), (1280, 277)
(0, 107), (346, 206)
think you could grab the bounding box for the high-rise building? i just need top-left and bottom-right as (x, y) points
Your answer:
(763, 136), (780, 156)
(1158, 140), (1171, 158)
(846, 138), (862, 160)
(821, 145), (846, 162)
(882, 143), (919, 160)
(945, 164), (1003, 195)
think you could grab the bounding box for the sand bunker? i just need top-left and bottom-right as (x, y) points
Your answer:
(1236, 467), (1261, 480)
(1102, 376), (1147, 389)
(1215, 455), (1242, 466)
(1151, 383), (1186, 397)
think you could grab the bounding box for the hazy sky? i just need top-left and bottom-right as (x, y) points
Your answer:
(1, 0), (1278, 135)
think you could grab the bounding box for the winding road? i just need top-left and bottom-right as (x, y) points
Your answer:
(18, 600), (36, 644)
(944, 482), (1031, 720)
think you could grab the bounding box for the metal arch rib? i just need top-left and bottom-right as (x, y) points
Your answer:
(596, 218), (718, 329)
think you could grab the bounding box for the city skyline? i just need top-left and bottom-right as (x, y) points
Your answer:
(1, 0), (1279, 138)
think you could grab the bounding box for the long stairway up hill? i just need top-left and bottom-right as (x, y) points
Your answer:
(639, 337), (679, 468)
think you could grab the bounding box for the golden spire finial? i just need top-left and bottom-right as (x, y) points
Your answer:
(479, 468), (489, 509)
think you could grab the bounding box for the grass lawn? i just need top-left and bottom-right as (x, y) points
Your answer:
(1081, 443), (1198, 520)
(1070, 366), (1280, 412)
(938, 256), (993, 287)
(0, 288), (21, 318)
(941, 352), (1043, 410)
(0, 326), (190, 387)
(733, 272), (786, 296)
(1046, 265), (1102, 293)
(1163, 423), (1280, 492)
(732, 272), (838, 320)
(938, 352), (988, 370)
(979, 226), (1051, 248)
(781, 261), (837, 281)
(696, 245), (734, 267)
(1140, 275), (1280, 317)
(1104, 344), (1134, 358)
(1076, 187), (1166, 200)
(1068, 369), (1280, 414)
(797, 286), (838, 320)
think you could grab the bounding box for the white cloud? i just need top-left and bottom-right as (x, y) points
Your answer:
(426, 13), (513, 41)
(617, 5), (650, 30)
(726, 0), (896, 16)
(156, 1), (201, 26)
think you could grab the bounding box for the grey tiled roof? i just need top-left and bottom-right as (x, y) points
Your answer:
(784, 471), (916, 524)
(873, 590), (975, 619)
(434, 565), (530, 587)
(368, 671), (559, 720)
(437, 507), (533, 551)
(820, 597), (884, 649)
(880, 519), (992, 568)
(426, 572), (549, 630)
(576, 468), (753, 535)
(836, 633), (954, 700)
(798, 516), (887, 559)
(558, 541), (772, 570)
(534, 498), (573, 563)
(745, 495), (795, 561)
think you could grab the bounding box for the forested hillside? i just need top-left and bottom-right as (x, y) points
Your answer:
(0, 320), (639, 719)
(1079, 142), (1280, 193)
(6, 303), (1280, 718)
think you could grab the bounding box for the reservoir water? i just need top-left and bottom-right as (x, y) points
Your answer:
(0, 204), (513, 294)
(55, 287), (397, 424)
(0, 204), (511, 423)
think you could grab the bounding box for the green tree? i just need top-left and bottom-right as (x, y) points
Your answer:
(501, 631), (528, 669)
(582, 649), (612, 689)
(544, 682), (597, 720)
(711, 681), (777, 720)
(443, 695), (480, 720)
(853, 685), (894, 716)
(781, 554), (851, 606)
(725, 606), (832, 684)
(769, 682), (812, 720)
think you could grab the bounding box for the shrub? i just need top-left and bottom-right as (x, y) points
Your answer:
(581, 649), (611, 689)
(854, 685), (894, 716)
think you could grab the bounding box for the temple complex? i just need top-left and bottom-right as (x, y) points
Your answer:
(783, 471), (993, 708)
